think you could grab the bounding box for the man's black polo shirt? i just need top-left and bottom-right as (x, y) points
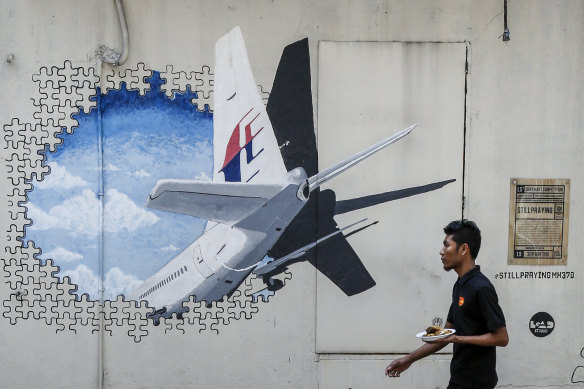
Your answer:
(446, 265), (506, 387)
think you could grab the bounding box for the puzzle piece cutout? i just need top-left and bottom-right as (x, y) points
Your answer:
(127, 63), (152, 95)
(3, 258), (24, 290)
(6, 196), (26, 221)
(2, 60), (290, 341)
(16, 296), (47, 321)
(54, 311), (78, 333)
(128, 312), (150, 342)
(56, 60), (82, 93)
(33, 103), (66, 127)
(198, 300), (226, 334)
(101, 299), (119, 335)
(42, 119), (67, 152)
(124, 299), (154, 341)
(32, 66), (66, 90)
(2, 292), (25, 324)
(181, 295), (204, 326)
(10, 180), (34, 199)
(71, 66), (99, 91)
(159, 65), (183, 98)
(112, 296), (133, 326)
(58, 99), (81, 134)
(215, 296), (237, 326)
(192, 65), (214, 112)
(76, 80), (98, 114)
(18, 154), (50, 182)
(19, 123), (50, 156)
(30, 61), (99, 151)
(74, 294), (100, 331)
(156, 313), (184, 335)
(258, 84), (270, 105)
(5, 153), (27, 186)
(230, 294), (260, 321)
(3, 118), (28, 151)
(5, 224), (26, 255)
(51, 294), (82, 328)
(103, 64), (139, 94)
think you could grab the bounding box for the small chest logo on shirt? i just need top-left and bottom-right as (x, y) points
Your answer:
(458, 296), (465, 306)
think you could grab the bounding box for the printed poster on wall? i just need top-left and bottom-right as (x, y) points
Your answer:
(508, 178), (570, 265)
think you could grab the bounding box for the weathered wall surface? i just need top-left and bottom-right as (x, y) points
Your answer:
(1, 1), (583, 388)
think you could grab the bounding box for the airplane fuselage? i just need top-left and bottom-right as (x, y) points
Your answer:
(128, 168), (309, 310)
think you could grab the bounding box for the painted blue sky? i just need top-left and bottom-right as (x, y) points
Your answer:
(26, 72), (213, 300)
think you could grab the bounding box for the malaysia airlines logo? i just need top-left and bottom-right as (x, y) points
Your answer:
(219, 107), (264, 182)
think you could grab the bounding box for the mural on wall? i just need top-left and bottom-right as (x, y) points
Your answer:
(572, 347), (584, 383)
(25, 66), (213, 304)
(2, 27), (453, 340)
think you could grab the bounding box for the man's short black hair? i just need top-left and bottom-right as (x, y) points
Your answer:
(443, 219), (481, 259)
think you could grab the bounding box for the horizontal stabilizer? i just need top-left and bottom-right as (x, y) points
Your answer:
(335, 179), (457, 215)
(307, 124), (416, 192)
(312, 228), (377, 296)
(146, 179), (283, 225)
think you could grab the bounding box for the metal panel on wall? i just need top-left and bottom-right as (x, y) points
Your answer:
(316, 41), (467, 353)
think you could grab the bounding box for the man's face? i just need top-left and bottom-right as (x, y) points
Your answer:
(440, 234), (462, 271)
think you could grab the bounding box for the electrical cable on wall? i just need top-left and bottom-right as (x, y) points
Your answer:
(502, 0), (510, 41)
(98, 0), (129, 65)
(96, 2), (130, 388)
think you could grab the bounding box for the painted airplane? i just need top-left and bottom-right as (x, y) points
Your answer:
(128, 27), (454, 314)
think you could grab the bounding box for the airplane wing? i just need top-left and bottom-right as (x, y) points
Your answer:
(307, 124), (415, 192)
(146, 179), (283, 225)
(334, 179), (456, 215)
(213, 27), (288, 185)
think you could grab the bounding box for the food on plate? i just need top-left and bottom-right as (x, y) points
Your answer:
(423, 326), (453, 337)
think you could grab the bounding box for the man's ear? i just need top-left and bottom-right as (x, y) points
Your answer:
(459, 243), (469, 256)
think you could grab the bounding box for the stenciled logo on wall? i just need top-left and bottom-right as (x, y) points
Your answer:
(529, 312), (555, 337)
(1, 59), (287, 341)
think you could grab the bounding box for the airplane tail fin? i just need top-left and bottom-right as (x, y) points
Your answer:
(312, 230), (377, 295)
(265, 36), (377, 296)
(307, 124), (416, 192)
(213, 27), (288, 184)
(310, 189), (376, 295)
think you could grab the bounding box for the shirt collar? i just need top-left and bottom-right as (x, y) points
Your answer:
(457, 265), (480, 286)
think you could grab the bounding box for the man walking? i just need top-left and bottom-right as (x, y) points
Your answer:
(385, 220), (508, 389)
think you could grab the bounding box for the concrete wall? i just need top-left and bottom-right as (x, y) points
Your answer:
(1, 1), (583, 388)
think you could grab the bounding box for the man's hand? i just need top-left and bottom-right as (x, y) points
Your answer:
(385, 357), (412, 377)
(384, 331), (451, 378)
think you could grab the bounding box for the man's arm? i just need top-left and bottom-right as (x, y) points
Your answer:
(432, 325), (509, 347)
(385, 321), (454, 377)
(385, 342), (449, 377)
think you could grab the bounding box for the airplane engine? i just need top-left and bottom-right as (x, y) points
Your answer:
(297, 180), (310, 201)
(285, 167), (310, 201)
(264, 277), (284, 292)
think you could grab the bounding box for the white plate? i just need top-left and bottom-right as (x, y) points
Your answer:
(416, 329), (456, 342)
